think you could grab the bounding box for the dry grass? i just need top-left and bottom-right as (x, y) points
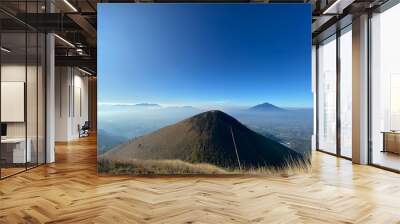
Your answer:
(98, 155), (311, 176)
(235, 159), (311, 177)
(98, 158), (229, 175)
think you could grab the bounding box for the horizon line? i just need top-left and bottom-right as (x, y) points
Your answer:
(98, 101), (313, 109)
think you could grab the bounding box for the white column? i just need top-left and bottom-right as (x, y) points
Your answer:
(45, 0), (56, 163)
(46, 32), (55, 163)
(352, 14), (369, 164)
(55, 67), (73, 141)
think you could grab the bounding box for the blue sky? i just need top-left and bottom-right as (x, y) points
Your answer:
(98, 4), (312, 108)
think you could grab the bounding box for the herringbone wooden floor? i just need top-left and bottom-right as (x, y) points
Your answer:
(1, 135), (400, 224)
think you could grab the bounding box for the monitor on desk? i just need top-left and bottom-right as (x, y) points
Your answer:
(1, 123), (7, 138)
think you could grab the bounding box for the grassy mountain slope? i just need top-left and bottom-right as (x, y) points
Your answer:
(103, 110), (306, 169)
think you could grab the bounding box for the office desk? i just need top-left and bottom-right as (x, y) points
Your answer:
(1, 138), (31, 163)
(382, 131), (400, 154)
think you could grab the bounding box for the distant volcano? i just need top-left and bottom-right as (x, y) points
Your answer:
(249, 102), (285, 112)
(103, 110), (304, 169)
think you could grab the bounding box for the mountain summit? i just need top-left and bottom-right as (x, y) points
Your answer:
(104, 110), (304, 169)
(249, 102), (285, 112)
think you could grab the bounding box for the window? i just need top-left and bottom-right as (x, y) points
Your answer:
(339, 27), (352, 158)
(370, 3), (400, 171)
(317, 35), (337, 154)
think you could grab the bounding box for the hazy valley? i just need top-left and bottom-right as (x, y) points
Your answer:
(98, 102), (313, 156)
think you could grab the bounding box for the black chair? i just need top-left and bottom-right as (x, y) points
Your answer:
(79, 121), (90, 138)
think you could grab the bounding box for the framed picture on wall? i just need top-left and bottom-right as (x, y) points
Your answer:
(97, 4), (312, 175)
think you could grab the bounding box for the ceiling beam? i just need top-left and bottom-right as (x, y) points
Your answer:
(55, 55), (96, 72)
(67, 13), (97, 41)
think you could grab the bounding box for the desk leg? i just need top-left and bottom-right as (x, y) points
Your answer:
(382, 133), (386, 153)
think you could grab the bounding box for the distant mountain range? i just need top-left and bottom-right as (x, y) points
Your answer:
(248, 102), (285, 112)
(107, 102), (295, 113)
(107, 103), (161, 107)
(103, 110), (304, 169)
(133, 103), (161, 107)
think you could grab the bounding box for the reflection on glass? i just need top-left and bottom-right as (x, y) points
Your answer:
(38, 33), (46, 165)
(27, 32), (38, 169)
(318, 36), (337, 154)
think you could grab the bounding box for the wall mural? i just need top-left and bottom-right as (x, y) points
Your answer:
(98, 4), (312, 175)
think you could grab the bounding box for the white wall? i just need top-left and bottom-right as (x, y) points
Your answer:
(55, 67), (89, 141)
(72, 73), (89, 138)
(55, 66), (69, 141)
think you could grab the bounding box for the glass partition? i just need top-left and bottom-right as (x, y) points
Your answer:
(0, 2), (46, 179)
(0, 31), (28, 177)
(317, 35), (337, 154)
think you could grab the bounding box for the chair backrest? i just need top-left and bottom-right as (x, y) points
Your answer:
(82, 121), (90, 129)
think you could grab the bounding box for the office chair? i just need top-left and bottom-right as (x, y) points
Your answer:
(79, 121), (90, 138)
